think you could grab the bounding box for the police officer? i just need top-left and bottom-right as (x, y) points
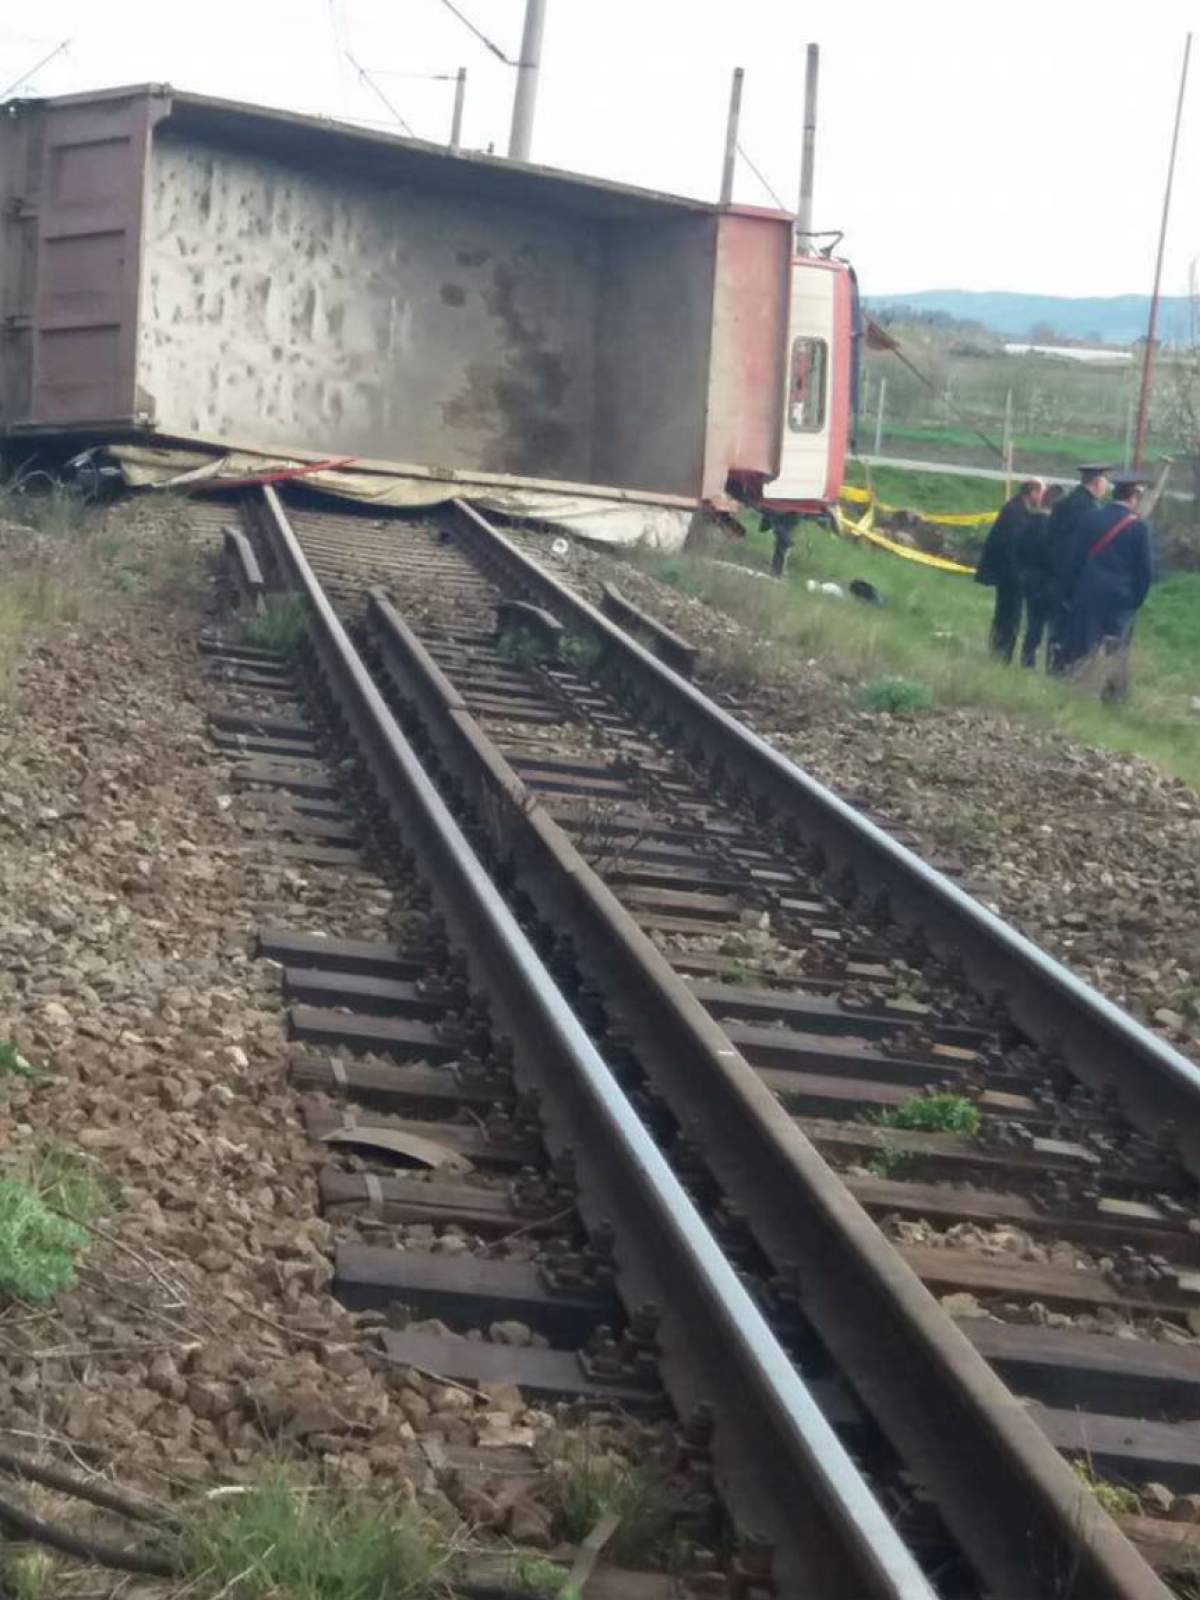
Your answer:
(975, 478), (1044, 661)
(1065, 471), (1154, 699)
(1013, 483), (1061, 668)
(1046, 463), (1112, 672)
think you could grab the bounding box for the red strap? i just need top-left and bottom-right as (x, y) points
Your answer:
(1086, 512), (1136, 562)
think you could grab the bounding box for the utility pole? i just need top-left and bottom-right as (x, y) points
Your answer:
(873, 377), (887, 456)
(1132, 30), (1192, 467)
(449, 67), (466, 149)
(508, 0), (547, 162)
(796, 43), (819, 254)
(1003, 387), (1014, 497)
(719, 67), (744, 205)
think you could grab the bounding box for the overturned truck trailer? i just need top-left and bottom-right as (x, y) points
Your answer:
(0, 85), (851, 540)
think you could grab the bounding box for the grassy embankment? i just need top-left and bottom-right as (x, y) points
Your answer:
(0, 485), (198, 696)
(875, 421), (1129, 471)
(643, 473), (1200, 788)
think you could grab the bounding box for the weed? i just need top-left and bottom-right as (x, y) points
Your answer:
(181, 1474), (450, 1599)
(858, 675), (935, 716)
(3, 1549), (54, 1600)
(1071, 1460), (1141, 1517)
(511, 1555), (570, 1595)
(30, 1140), (115, 1223)
(243, 594), (309, 654)
(0, 1179), (89, 1304)
(866, 1139), (908, 1180)
(496, 627), (552, 669)
(545, 1435), (680, 1566)
(0, 1041), (42, 1082)
(559, 631), (604, 673)
(0, 475), (90, 540)
(876, 1092), (980, 1137)
(723, 960), (757, 987)
(939, 802), (1003, 850)
(567, 798), (648, 880)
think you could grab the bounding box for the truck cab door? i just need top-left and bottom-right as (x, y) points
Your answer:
(765, 257), (850, 510)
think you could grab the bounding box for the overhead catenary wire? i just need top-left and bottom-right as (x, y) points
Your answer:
(346, 51), (417, 137)
(1, 37), (70, 100)
(435, 0), (516, 64)
(735, 141), (788, 212)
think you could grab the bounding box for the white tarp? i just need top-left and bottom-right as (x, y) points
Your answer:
(110, 442), (696, 553)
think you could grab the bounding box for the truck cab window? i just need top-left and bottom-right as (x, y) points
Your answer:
(788, 336), (828, 432)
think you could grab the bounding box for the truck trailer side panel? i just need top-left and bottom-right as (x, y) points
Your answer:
(592, 216), (716, 501)
(140, 129), (603, 483)
(0, 89), (161, 429)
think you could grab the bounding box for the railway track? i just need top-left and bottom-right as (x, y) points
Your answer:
(212, 485), (1200, 1598)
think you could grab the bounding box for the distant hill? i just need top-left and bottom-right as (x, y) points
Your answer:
(865, 290), (1193, 347)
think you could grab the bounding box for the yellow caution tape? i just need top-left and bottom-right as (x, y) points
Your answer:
(832, 502), (977, 576)
(840, 481), (997, 528)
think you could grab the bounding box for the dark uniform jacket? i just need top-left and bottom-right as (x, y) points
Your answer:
(1070, 502), (1153, 654)
(1047, 483), (1100, 606)
(975, 496), (1028, 589)
(1013, 511), (1053, 602)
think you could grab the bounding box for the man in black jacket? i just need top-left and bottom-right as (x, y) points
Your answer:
(1046, 463), (1112, 671)
(1064, 471), (1154, 698)
(1013, 483), (1061, 668)
(975, 479), (1044, 661)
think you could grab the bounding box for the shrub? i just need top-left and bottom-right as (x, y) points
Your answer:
(858, 675), (934, 716)
(0, 1180), (89, 1304)
(243, 594), (309, 653)
(876, 1092), (980, 1137)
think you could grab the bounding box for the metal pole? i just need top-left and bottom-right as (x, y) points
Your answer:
(796, 43), (820, 253)
(450, 66), (466, 149)
(873, 376), (887, 455)
(1132, 30), (1192, 467)
(720, 67), (744, 205)
(1003, 387), (1013, 496)
(508, 0), (547, 161)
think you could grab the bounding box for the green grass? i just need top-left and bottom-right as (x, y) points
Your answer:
(559, 630), (604, 672)
(243, 594), (310, 653)
(1071, 1460), (1141, 1517)
(30, 1140), (116, 1223)
(0, 1041), (42, 1082)
(546, 1438), (680, 1567)
(0, 1142), (111, 1304)
(875, 1093), (981, 1137)
(510, 1557), (571, 1595)
(2, 1549), (54, 1600)
(879, 420), (1129, 466)
(181, 1476), (450, 1600)
(0, 1180), (90, 1304)
(844, 458), (1006, 518)
(639, 511), (1200, 789)
(858, 676), (934, 717)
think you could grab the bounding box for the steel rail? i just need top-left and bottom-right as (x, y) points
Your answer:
(252, 484), (937, 1600)
(358, 527), (1176, 1599)
(446, 499), (1200, 1175)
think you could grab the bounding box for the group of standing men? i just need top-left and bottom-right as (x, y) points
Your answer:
(975, 463), (1154, 688)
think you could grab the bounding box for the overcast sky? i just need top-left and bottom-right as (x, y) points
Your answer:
(4, 0), (1196, 302)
